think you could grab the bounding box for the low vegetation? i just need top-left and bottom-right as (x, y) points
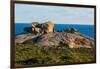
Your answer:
(15, 43), (95, 66)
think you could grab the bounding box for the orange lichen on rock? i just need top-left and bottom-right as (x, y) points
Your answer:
(43, 21), (54, 33)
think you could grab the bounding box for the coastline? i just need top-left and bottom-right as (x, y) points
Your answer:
(15, 23), (94, 38)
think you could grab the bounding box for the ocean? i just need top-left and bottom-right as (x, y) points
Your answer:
(15, 23), (94, 38)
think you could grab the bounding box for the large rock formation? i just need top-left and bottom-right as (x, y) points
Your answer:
(16, 21), (94, 48)
(42, 21), (54, 33)
(34, 32), (94, 48)
(24, 21), (54, 34)
(32, 22), (42, 34)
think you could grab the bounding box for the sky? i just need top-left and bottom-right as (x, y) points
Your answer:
(15, 4), (94, 25)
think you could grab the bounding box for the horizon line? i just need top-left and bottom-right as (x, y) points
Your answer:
(15, 22), (94, 25)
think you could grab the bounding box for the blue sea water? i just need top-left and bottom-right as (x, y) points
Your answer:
(15, 23), (94, 38)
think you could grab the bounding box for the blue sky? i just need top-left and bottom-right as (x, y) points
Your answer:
(15, 4), (94, 25)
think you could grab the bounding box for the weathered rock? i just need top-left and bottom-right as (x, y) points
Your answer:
(70, 28), (77, 33)
(34, 32), (94, 48)
(32, 27), (41, 34)
(15, 31), (94, 48)
(32, 22), (41, 34)
(57, 28), (77, 33)
(15, 34), (39, 44)
(24, 21), (54, 34)
(32, 22), (39, 28)
(17, 21), (94, 48)
(42, 21), (54, 33)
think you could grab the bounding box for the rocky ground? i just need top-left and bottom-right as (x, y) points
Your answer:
(15, 21), (94, 48)
(15, 32), (94, 48)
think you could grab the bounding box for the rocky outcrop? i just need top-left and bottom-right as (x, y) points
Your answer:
(15, 34), (39, 44)
(16, 21), (94, 48)
(70, 28), (77, 33)
(57, 27), (77, 33)
(42, 21), (54, 33)
(32, 22), (42, 34)
(34, 32), (94, 48)
(26, 21), (54, 34)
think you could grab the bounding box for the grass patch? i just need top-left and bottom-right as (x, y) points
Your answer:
(15, 44), (95, 66)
